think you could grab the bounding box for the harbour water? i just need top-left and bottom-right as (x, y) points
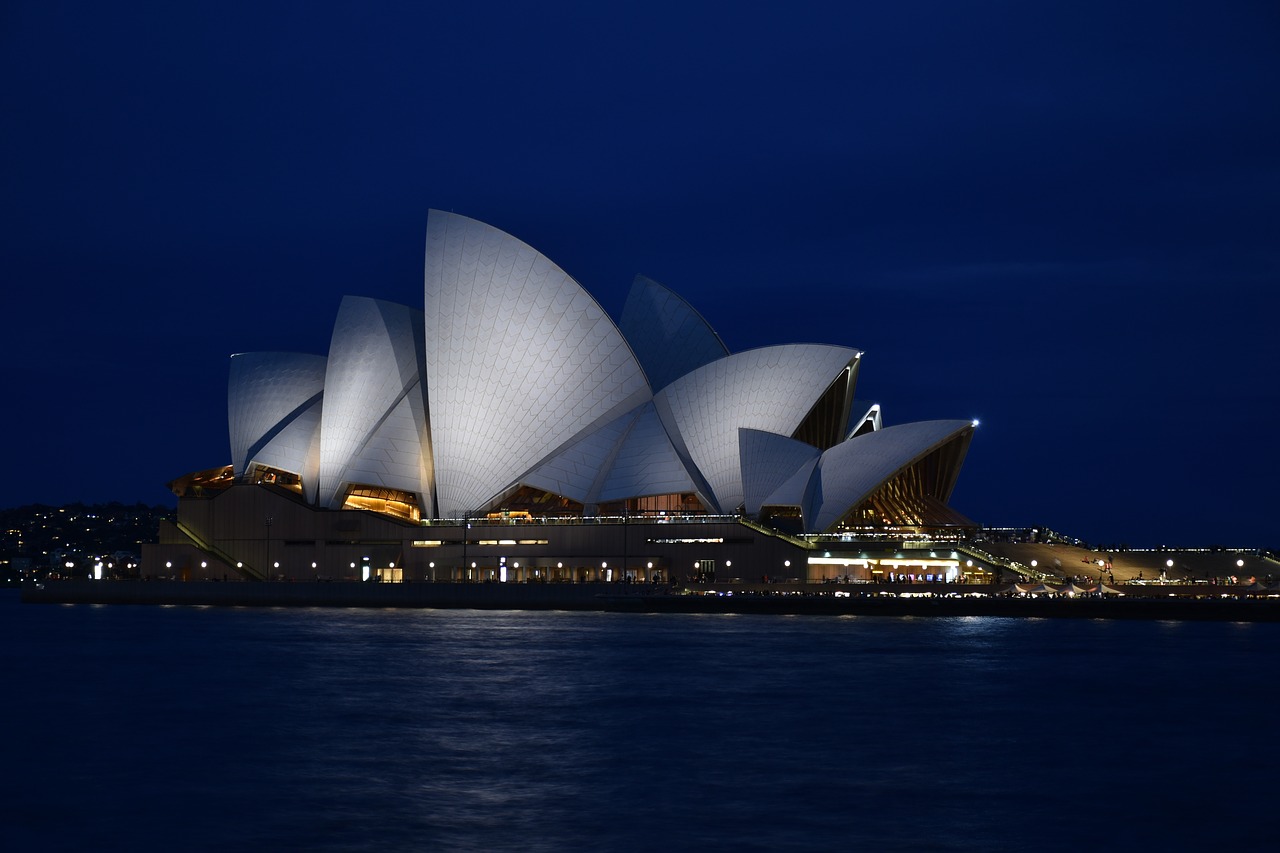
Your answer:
(3, 590), (1275, 851)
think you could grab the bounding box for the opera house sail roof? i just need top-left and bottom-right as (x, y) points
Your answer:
(215, 210), (975, 534)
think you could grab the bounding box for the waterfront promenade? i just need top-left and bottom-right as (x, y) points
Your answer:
(19, 579), (1280, 621)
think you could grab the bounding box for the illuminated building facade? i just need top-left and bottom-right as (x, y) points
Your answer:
(145, 212), (976, 583)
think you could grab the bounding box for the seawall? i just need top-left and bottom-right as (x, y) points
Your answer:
(19, 580), (1280, 621)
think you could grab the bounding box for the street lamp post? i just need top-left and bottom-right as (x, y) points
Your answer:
(265, 516), (273, 582)
(461, 512), (468, 582)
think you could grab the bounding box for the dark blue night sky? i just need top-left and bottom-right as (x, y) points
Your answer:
(4, 1), (1277, 546)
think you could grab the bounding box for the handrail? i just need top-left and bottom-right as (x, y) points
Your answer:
(954, 543), (1053, 582)
(736, 516), (814, 549)
(174, 520), (266, 581)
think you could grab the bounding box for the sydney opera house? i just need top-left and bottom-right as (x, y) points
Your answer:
(143, 211), (978, 584)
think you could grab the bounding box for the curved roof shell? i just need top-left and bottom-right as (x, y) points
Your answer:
(228, 352), (327, 483)
(619, 274), (729, 392)
(739, 429), (821, 517)
(250, 399), (325, 503)
(337, 385), (434, 513)
(521, 401), (697, 507)
(317, 296), (430, 510)
(846, 401), (882, 438)
(519, 406), (637, 505)
(807, 419), (975, 532)
(596, 402), (698, 503)
(653, 344), (860, 513)
(761, 453), (821, 518)
(423, 210), (650, 516)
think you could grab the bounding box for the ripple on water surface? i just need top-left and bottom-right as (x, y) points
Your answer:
(2, 595), (1275, 851)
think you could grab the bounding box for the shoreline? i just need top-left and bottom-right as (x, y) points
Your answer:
(16, 580), (1280, 621)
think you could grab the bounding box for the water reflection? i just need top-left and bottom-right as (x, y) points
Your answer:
(3, 597), (1278, 851)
